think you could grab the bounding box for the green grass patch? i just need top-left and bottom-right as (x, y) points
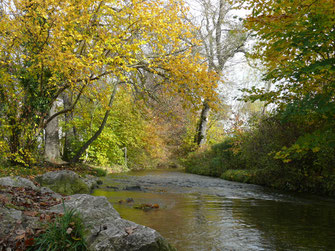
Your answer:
(87, 167), (107, 177)
(29, 203), (87, 251)
(0, 161), (107, 178)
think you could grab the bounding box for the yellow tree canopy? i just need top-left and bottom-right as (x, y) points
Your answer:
(0, 0), (217, 109)
(0, 0), (218, 163)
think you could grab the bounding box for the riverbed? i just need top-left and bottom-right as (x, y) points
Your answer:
(92, 169), (335, 251)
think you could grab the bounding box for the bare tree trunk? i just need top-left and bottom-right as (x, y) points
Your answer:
(189, 0), (247, 147)
(44, 101), (61, 162)
(70, 84), (118, 163)
(195, 100), (210, 146)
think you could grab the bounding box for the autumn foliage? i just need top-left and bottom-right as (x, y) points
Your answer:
(0, 0), (218, 165)
(185, 0), (335, 195)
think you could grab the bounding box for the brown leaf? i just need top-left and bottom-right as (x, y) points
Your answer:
(0, 194), (9, 204)
(24, 237), (35, 247)
(15, 230), (25, 235)
(45, 214), (51, 221)
(15, 234), (25, 240)
(23, 211), (39, 217)
(35, 229), (45, 235)
(39, 201), (49, 207)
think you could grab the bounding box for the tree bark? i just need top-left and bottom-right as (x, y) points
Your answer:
(70, 84), (118, 163)
(195, 100), (210, 146)
(191, 0), (247, 147)
(44, 101), (61, 162)
(62, 92), (75, 161)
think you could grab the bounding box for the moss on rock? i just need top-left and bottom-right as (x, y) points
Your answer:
(35, 170), (90, 195)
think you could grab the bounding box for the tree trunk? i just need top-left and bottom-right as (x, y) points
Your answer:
(62, 93), (74, 161)
(70, 84), (118, 163)
(8, 117), (21, 164)
(44, 101), (61, 162)
(195, 100), (210, 146)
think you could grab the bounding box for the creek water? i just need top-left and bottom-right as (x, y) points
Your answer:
(92, 169), (335, 251)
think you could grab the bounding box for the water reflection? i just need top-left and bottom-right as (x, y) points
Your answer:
(92, 170), (335, 251)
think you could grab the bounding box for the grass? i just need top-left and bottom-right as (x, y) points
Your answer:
(0, 160), (107, 178)
(28, 202), (87, 251)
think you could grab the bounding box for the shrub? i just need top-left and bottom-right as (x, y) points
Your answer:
(183, 147), (215, 176)
(221, 169), (255, 183)
(183, 138), (244, 177)
(90, 167), (107, 177)
(184, 100), (335, 196)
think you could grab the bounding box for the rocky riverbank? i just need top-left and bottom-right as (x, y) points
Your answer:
(0, 171), (175, 251)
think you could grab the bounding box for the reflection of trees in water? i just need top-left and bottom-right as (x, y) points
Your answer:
(94, 172), (335, 251)
(231, 199), (335, 250)
(193, 194), (207, 225)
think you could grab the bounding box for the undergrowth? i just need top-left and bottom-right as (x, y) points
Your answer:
(29, 202), (87, 251)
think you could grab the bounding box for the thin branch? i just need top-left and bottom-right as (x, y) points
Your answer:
(42, 84), (86, 128)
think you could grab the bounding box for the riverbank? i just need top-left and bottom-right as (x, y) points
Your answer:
(0, 161), (107, 179)
(182, 142), (335, 197)
(0, 170), (175, 250)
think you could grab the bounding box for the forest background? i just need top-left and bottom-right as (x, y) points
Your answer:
(0, 0), (334, 196)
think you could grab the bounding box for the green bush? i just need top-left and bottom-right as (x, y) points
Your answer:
(221, 169), (255, 183)
(90, 167), (107, 177)
(184, 108), (335, 196)
(211, 138), (245, 170)
(30, 204), (87, 251)
(183, 138), (245, 177)
(183, 147), (215, 176)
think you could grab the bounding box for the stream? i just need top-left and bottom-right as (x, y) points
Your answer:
(92, 169), (335, 251)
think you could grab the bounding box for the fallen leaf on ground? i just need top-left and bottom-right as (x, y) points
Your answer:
(23, 211), (39, 217)
(14, 234), (25, 240)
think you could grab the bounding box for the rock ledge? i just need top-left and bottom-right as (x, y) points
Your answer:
(0, 174), (175, 251)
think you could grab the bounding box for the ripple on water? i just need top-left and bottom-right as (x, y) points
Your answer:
(93, 170), (335, 251)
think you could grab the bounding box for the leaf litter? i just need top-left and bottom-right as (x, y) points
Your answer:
(0, 185), (64, 250)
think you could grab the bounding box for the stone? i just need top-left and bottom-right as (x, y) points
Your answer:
(0, 176), (37, 190)
(0, 207), (23, 240)
(82, 175), (103, 191)
(35, 170), (90, 195)
(39, 186), (63, 199)
(125, 185), (142, 191)
(49, 194), (176, 251)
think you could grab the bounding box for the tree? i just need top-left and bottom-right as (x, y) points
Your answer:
(185, 0), (248, 146)
(239, 0), (335, 174)
(0, 0), (217, 164)
(240, 0), (335, 104)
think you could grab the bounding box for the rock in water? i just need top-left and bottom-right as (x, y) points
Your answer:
(50, 194), (176, 251)
(35, 170), (90, 195)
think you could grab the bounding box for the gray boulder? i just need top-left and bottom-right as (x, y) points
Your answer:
(50, 194), (176, 251)
(0, 176), (62, 199)
(0, 207), (23, 240)
(82, 175), (103, 191)
(35, 170), (90, 195)
(0, 176), (37, 190)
